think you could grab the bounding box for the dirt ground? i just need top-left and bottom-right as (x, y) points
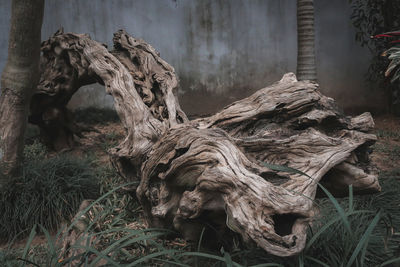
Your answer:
(2, 114), (399, 250)
(370, 114), (400, 171)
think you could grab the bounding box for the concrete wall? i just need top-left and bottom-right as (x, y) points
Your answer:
(0, 0), (384, 115)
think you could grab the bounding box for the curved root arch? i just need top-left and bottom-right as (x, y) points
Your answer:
(30, 30), (380, 256)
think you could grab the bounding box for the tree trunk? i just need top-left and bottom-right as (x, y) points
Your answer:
(31, 30), (379, 257)
(0, 0), (44, 179)
(297, 0), (317, 81)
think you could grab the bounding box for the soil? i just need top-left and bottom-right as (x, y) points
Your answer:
(370, 114), (400, 171)
(2, 114), (399, 250)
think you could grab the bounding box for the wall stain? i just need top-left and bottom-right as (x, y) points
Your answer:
(0, 0), (384, 114)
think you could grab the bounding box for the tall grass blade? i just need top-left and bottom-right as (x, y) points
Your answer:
(58, 182), (137, 241)
(152, 258), (191, 267)
(89, 231), (167, 266)
(126, 249), (178, 266)
(260, 163), (313, 180)
(197, 227), (205, 252)
(20, 224), (37, 266)
(346, 210), (382, 267)
(38, 224), (56, 259)
(221, 247), (234, 267)
(70, 245), (120, 266)
(178, 252), (243, 267)
(305, 256), (330, 267)
(380, 257), (400, 266)
(349, 185), (353, 212)
(306, 210), (372, 250)
(317, 183), (352, 234)
(249, 264), (284, 267)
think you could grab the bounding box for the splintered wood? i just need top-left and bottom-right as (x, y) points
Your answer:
(30, 30), (380, 256)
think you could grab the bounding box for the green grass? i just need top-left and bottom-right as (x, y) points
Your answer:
(99, 132), (124, 151)
(74, 107), (120, 126)
(375, 129), (400, 140)
(2, 145), (400, 266)
(372, 142), (400, 160)
(2, 170), (400, 266)
(0, 143), (100, 241)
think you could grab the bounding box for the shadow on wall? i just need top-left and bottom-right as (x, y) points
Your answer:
(68, 84), (114, 110)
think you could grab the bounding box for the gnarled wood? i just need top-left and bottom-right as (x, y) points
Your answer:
(31, 30), (380, 257)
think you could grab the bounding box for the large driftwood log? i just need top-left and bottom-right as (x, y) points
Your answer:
(30, 30), (380, 256)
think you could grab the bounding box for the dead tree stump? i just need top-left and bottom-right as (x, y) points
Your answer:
(29, 30), (380, 256)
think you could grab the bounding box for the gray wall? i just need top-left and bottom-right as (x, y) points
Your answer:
(0, 0), (384, 115)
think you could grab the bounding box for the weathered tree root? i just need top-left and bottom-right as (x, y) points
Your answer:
(30, 30), (380, 256)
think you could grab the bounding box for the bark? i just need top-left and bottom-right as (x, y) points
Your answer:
(32, 30), (380, 257)
(297, 0), (317, 81)
(0, 0), (44, 178)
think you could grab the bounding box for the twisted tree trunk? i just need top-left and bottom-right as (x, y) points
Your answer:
(297, 0), (317, 81)
(0, 0), (44, 179)
(30, 30), (379, 256)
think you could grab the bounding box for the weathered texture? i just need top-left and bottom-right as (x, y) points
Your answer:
(0, 0), (44, 178)
(111, 30), (188, 127)
(29, 29), (98, 150)
(31, 31), (380, 256)
(193, 74), (379, 196)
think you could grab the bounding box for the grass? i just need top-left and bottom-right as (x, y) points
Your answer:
(100, 132), (124, 151)
(74, 107), (120, 126)
(0, 142), (100, 241)
(2, 179), (400, 266)
(1, 164), (400, 266)
(373, 143), (400, 160)
(375, 129), (400, 140)
(2, 129), (400, 266)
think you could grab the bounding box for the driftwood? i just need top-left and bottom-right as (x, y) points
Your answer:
(30, 29), (380, 256)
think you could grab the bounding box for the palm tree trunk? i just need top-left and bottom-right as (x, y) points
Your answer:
(0, 0), (44, 179)
(297, 0), (317, 81)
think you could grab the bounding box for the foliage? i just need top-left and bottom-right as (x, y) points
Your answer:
(23, 140), (47, 161)
(349, 0), (400, 49)
(382, 46), (400, 83)
(1, 139), (400, 265)
(2, 165), (400, 266)
(0, 145), (99, 241)
(100, 132), (124, 152)
(74, 107), (120, 126)
(349, 0), (400, 107)
(259, 163), (400, 266)
(375, 128), (400, 140)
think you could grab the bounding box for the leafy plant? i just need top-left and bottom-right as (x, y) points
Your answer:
(383, 45), (400, 83)
(349, 0), (400, 82)
(23, 140), (47, 161)
(349, 0), (400, 112)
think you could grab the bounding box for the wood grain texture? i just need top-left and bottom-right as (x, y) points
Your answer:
(31, 31), (380, 256)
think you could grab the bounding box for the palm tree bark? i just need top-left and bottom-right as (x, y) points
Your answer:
(297, 0), (317, 81)
(0, 0), (44, 179)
